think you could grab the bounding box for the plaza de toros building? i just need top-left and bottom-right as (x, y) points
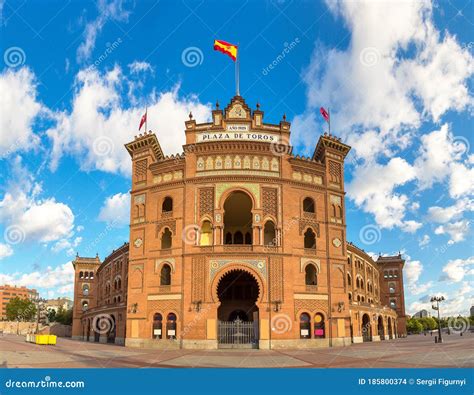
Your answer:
(72, 96), (407, 349)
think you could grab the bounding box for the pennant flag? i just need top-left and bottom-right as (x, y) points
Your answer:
(139, 111), (147, 131)
(320, 107), (330, 123)
(213, 40), (238, 61)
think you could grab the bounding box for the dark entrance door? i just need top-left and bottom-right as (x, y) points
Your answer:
(217, 270), (259, 348)
(378, 316), (385, 340)
(362, 314), (371, 342)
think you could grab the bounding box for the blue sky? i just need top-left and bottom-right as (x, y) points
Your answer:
(0, 0), (472, 316)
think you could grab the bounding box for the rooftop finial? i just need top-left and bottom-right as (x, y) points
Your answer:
(189, 111), (193, 120)
(216, 100), (219, 109)
(256, 102), (260, 110)
(282, 113), (286, 121)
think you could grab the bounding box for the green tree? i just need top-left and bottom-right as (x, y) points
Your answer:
(407, 318), (423, 334)
(6, 297), (37, 322)
(46, 309), (56, 323)
(54, 306), (73, 325)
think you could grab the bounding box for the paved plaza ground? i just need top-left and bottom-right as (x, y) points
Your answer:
(0, 332), (472, 368)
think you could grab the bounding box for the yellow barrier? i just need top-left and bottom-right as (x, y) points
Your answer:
(34, 335), (57, 345)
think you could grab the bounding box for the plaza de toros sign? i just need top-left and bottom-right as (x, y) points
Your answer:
(196, 124), (280, 143)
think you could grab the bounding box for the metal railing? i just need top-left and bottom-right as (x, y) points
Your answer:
(218, 319), (256, 347)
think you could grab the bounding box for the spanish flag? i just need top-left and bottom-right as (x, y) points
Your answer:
(213, 40), (238, 61)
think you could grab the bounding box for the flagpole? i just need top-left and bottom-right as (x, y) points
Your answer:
(145, 106), (148, 132)
(328, 108), (331, 136)
(236, 43), (240, 96)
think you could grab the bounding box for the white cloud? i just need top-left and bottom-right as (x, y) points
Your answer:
(347, 157), (418, 230)
(76, 0), (130, 62)
(405, 259), (423, 285)
(0, 67), (43, 157)
(418, 234), (430, 247)
(440, 256), (474, 282)
(0, 157), (76, 244)
(128, 61), (153, 74)
(98, 192), (129, 226)
(427, 198), (473, 223)
(0, 262), (74, 291)
(46, 65), (211, 176)
(52, 237), (82, 255)
(434, 220), (470, 244)
(0, 243), (13, 260)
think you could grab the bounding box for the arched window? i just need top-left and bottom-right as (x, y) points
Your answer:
(162, 197), (173, 213)
(225, 232), (233, 245)
(200, 220), (213, 246)
(300, 313), (311, 339)
(166, 313), (177, 339)
(356, 277), (360, 288)
(84, 272), (89, 279)
(305, 264), (317, 286)
(303, 197), (315, 213)
(152, 313), (163, 339)
(347, 273), (352, 286)
(314, 313), (325, 338)
(82, 284), (89, 296)
(389, 283), (395, 293)
(79, 271), (84, 279)
(234, 231), (243, 244)
(89, 272), (94, 279)
(245, 232), (252, 245)
(160, 264), (171, 286)
(304, 228), (316, 249)
(82, 301), (89, 311)
(264, 221), (276, 246)
(348, 292), (352, 301)
(360, 279), (364, 289)
(161, 228), (172, 249)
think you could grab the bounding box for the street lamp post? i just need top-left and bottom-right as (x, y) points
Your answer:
(430, 296), (445, 343)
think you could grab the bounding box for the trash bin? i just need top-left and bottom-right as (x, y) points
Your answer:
(48, 335), (57, 345)
(35, 335), (49, 345)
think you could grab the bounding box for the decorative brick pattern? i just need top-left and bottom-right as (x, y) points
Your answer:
(147, 299), (181, 314)
(294, 299), (328, 319)
(269, 257), (283, 302)
(192, 257), (206, 302)
(199, 187), (214, 218)
(135, 159), (147, 182)
(262, 187), (278, 219)
(156, 219), (176, 236)
(329, 160), (341, 184)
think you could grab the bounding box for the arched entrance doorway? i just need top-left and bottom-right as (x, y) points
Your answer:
(223, 191), (253, 245)
(378, 316), (385, 340)
(217, 269), (259, 348)
(362, 314), (372, 342)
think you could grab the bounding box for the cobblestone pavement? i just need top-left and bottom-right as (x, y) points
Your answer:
(0, 332), (472, 368)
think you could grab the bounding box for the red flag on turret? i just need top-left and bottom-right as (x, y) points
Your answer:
(139, 111), (147, 131)
(320, 107), (330, 123)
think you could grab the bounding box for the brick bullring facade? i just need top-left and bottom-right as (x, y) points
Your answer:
(72, 96), (406, 349)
